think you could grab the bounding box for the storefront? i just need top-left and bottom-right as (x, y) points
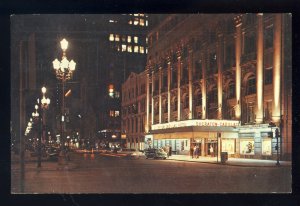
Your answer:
(147, 119), (240, 156)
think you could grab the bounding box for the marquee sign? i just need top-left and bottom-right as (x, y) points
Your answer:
(151, 119), (240, 130)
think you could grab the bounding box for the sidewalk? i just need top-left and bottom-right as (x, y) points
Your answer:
(167, 155), (291, 167)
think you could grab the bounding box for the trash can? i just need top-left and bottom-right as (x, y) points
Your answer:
(221, 152), (228, 164)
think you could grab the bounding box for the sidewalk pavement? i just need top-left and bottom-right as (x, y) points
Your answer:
(167, 155), (291, 167)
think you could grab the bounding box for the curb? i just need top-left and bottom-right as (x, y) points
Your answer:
(167, 158), (291, 168)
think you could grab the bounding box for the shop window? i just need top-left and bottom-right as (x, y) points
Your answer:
(240, 140), (255, 155)
(221, 139), (235, 154)
(246, 76), (256, 95)
(265, 67), (273, 85)
(262, 139), (272, 155)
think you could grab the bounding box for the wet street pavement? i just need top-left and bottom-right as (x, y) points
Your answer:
(11, 152), (292, 193)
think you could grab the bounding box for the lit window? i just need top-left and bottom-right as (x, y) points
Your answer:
(117, 45), (120, 51)
(140, 19), (145, 26)
(140, 46), (144, 54)
(140, 14), (144, 17)
(134, 14), (139, 16)
(115, 91), (120, 98)
(109, 34), (114, 41)
(134, 36), (138, 43)
(127, 36), (131, 43)
(146, 48), (148, 54)
(134, 46), (139, 53)
(146, 37), (148, 44)
(145, 20), (148, 26)
(115, 35), (120, 41)
(115, 111), (120, 117)
(109, 20), (114, 23)
(134, 18), (139, 25)
(122, 44), (127, 52)
(128, 20), (132, 25)
(127, 45), (132, 52)
(110, 110), (114, 117)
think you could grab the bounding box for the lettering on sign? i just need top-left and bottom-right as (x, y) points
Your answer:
(152, 120), (240, 130)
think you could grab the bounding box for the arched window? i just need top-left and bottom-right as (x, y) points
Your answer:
(174, 98), (178, 111)
(184, 95), (189, 109)
(228, 82), (235, 99)
(246, 76), (256, 95)
(164, 100), (168, 113)
(208, 87), (217, 105)
(196, 92), (202, 106)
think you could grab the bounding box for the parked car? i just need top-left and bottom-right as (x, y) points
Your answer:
(120, 148), (146, 159)
(145, 148), (168, 160)
(46, 147), (59, 161)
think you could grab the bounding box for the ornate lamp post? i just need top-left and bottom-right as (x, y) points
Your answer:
(52, 38), (76, 162)
(32, 104), (41, 167)
(38, 86), (50, 151)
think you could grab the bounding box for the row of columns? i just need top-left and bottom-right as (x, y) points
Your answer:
(145, 14), (283, 132)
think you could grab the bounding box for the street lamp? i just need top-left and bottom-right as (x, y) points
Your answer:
(31, 104), (41, 167)
(53, 38), (76, 162)
(38, 86), (50, 146)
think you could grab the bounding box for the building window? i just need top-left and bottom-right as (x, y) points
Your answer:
(134, 46), (139, 53)
(127, 36), (132, 43)
(128, 20), (132, 25)
(115, 111), (120, 117)
(262, 139), (272, 155)
(134, 18), (139, 25)
(228, 82), (235, 99)
(174, 98), (178, 111)
(110, 110), (114, 117)
(145, 20), (148, 26)
(265, 67), (273, 85)
(115, 34), (120, 42)
(134, 36), (138, 43)
(122, 44), (127, 52)
(140, 46), (144, 54)
(140, 18), (145, 26)
(145, 48), (148, 54)
(109, 34), (114, 41)
(265, 26), (273, 49)
(127, 45), (132, 53)
(246, 76), (256, 95)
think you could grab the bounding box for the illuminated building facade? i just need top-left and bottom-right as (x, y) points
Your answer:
(142, 14), (291, 160)
(121, 71), (147, 150)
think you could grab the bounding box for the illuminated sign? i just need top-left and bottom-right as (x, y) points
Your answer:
(151, 119), (240, 130)
(121, 134), (126, 139)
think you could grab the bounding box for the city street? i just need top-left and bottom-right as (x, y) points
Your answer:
(11, 152), (292, 193)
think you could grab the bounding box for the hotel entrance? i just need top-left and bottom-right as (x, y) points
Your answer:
(206, 139), (217, 157)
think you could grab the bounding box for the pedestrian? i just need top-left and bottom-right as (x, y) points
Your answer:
(193, 145), (197, 158)
(190, 146), (194, 159)
(210, 145), (214, 157)
(196, 145), (200, 158)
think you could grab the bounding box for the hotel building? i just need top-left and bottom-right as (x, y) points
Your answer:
(122, 14), (292, 160)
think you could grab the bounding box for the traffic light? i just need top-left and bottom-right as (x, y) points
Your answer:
(267, 132), (273, 138)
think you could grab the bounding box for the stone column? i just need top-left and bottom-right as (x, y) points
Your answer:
(151, 70), (155, 126)
(145, 70), (150, 133)
(177, 53), (181, 121)
(167, 58), (171, 122)
(188, 48), (193, 119)
(201, 51), (207, 119)
(256, 13), (264, 124)
(234, 15), (243, 120)
(272, 14), (282, 123)
(159, 66), (162, 124)
(217, 33), (224, 119)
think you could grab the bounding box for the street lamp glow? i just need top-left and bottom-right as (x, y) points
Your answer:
(42, 87), (46, 94)
(60, 38), (69, 51)
(35, 105), (38, 110)
(53, 59), (60, 70)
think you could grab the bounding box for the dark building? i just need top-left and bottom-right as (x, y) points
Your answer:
(11, 14), (165, 149)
